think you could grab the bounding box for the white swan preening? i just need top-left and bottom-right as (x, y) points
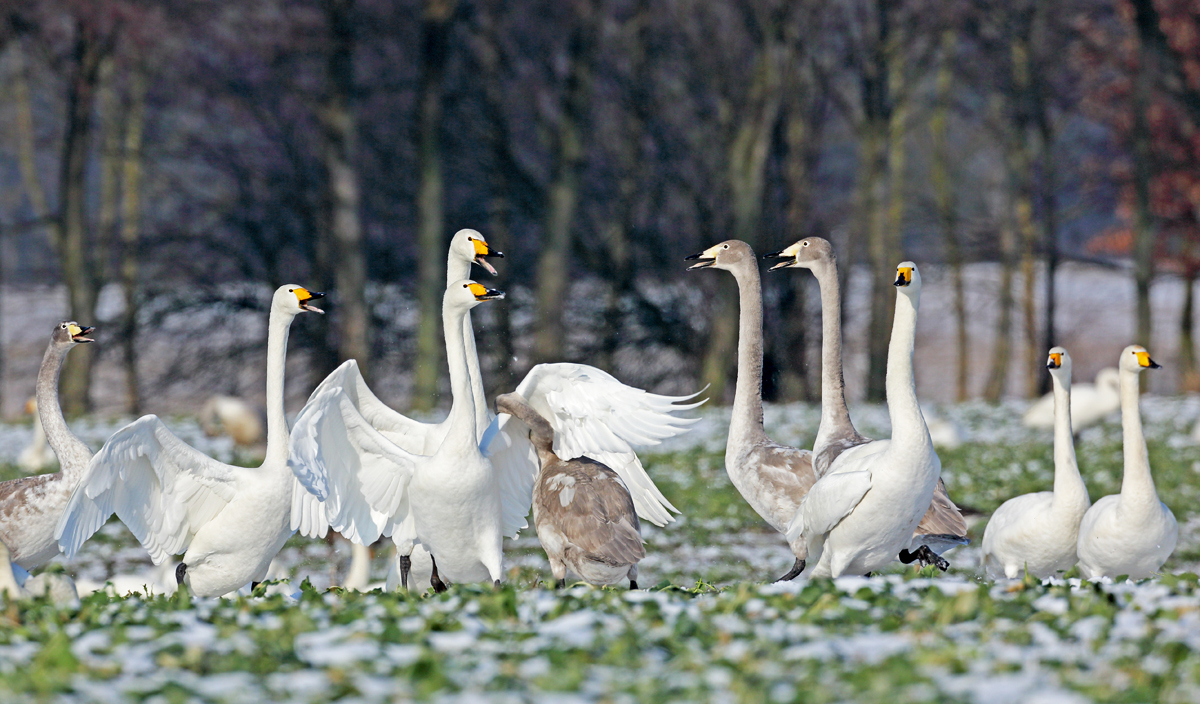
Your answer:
(56, 286), (331, 598)
(786, 262), (941, 577)
(496, 392), (644, 589)
(1076, 345), (1177, 580)
(1022, 367), (1121, 431)
(982, 347), (1091, 579)
(17, 397), (51, 472)
(0, 322), (95, 571)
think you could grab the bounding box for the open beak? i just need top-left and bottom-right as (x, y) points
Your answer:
(763, 248), (794, 272)
(69, 325), (95, 343)
(685, 251), (715, 270)
(298, 290), (326, 314)
(473, 240), (504, 276)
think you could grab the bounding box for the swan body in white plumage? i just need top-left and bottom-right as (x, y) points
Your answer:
(1076, 345), (1177, 580)
(1022, 368), (1120, 431)
(56, 286), (330, 598)
(983, 347), (1091, 579)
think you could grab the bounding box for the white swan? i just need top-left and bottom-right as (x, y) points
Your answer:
(786, 262), (941, 577)
(1023, 368), (1121, 431)
(1076, 345), (1177, 579)
(199, 395), (265, 448)
(17, 398), (51, 472)
(0, 322), (95, 571)
(56, 286), (331, 598)
(982, 347), (1090, 579)
(765, 237), (968, 567)
(0, 539), (77, 606)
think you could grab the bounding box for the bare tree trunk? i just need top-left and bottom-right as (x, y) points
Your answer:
(411, 0), (457, 410)
(1181, 269), (1199, 392)
(97, 57), (121, 279)
(120, 69), (147, 413)
(534, 0), (598, 364)
(984, 218), (1016, 402)
(320, 0), (370, 385)
(1032, 0), (1058, 396)
(1131, 31), (1156, 351)
(778, 97), (815, 403)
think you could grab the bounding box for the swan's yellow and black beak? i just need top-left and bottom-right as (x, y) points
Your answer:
(894, 266), (913, 287)
(685, 244), (720, 270)
(68, 323), (94, 343)
(470, 236), (504, 276)
(1047, 352), (1062, 370)
(1135, 350), (1161, 369)
(763, 241), (801, 271)
(294, 288), (326, 314)
(468, 282), (505, 301)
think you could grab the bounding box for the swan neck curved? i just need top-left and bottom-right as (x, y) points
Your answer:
(885, 289), (925, 447)
(264, 307), (293, 464)
(1118, 367), (1156, 504)
(444, 303), (478, 444)
(729, 260), (767, 446)
(36, 341), (89, 478)
(812, 261), (857, 453)
(1050, 372), (1086, 508)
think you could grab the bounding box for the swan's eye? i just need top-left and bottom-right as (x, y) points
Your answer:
(802, 241), (809, 247)
(723, 244), (729, 249)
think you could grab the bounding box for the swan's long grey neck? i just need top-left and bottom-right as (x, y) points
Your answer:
(728, 260), (768, 449)
(264, 308), (293, 464)
(1118, 368), (1157, 504)
(885, 287), (926, 448)
(812, 260), (858, 453)
(1050, 370), (1086, 508)
(448, 257), (491, 441)
(36, 341), (90, 478)
(443, 303), (478, 443)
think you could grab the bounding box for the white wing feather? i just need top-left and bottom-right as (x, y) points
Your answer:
(786, 469), (872, 544)
(55, 415), (239, 565)
(310, 360), (448, 455)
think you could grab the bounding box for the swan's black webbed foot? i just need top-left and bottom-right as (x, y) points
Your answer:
(555, 578), (566, 589)
(629, 580), (639, 590)
(900, 545), (949, 571)
(430, 556), (448, 593)
(493, 580), (502, 591)
(399, 554), (411, 590)
(251, 581), (261, 594)
(776, 558), (805, 582)
(175, 563), (188, 585)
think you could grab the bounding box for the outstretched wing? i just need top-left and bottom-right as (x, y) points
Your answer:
(56, 415), (239, 564)
(288, 372), (420, 545)
(308, 360), (447, 455)
(484, 363), (703, 533)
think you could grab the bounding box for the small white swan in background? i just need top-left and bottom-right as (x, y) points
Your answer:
(0, 323), (94, 571)
(1076, 345), (1177, 579)
(199, 395), (265, 448)
(17, 398), (51, 472)
(1023, 367), (1120, 431)
(497, 392), (644, 589)
(982, 347), (1091, 579)
(786, 262), (941, 577)
(56, 286), (331, 598)
(0, 539), (78, 606)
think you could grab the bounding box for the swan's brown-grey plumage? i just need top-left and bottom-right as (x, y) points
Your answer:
(0, 322), (94, 570)
(495, 392), (644, 589)
(765, 237), (968, 567)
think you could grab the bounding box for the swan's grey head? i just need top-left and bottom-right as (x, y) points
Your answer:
(684, 240), (754, 271)
(446, 279), (505, 310)
(1119, 344), (1160, 373)
(275, 285), (325, 315)
(449, 229), (503, 276)
(893, 261), (921, 291)
(1046, 346), (1072, 377)
(495, 392), (555, 453)
(52, 321), (94, 346)
(763, 237), (834, 272)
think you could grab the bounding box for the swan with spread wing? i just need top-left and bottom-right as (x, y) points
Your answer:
(56, 285), (331, 598)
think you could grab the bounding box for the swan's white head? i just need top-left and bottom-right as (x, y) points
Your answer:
(52, 321), (94, 347)
(1046, 346), (1072, 378)
(446, 279), (505, 311)
(449, 229), (504, 276)
(1119, 344), (1160, 373)
(685, 240), (754, 271)
(275, 285), (325, 316)
(893, 261), (921, 292)
(763, 237), (834, 272)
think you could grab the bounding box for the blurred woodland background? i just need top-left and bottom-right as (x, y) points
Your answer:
(0, 0), (1198, 416)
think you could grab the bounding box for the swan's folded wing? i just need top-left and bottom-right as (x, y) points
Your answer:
(507, 363), (703, 526)
(309, 360), (440, 454)
(786, 469), (872, 544)
(56, 415), (238, 564)
(289, 376), (419, 545)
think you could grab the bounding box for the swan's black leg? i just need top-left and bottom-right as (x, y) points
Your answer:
(399, 554), (411, 590)
(776, 558), (805, 582)
(175, 563), (187, 585)
(430, 555), (448, 593)
(900, 546), (949, 572)
(629, 580), (639, 590)
(251, 581), (261, 593)
(555, 578), (566, 589)
(493, 580), (502, 591)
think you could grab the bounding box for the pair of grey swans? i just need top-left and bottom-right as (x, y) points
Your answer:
(686, 238), (966, 579)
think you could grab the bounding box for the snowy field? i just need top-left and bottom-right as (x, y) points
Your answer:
(3, 396), (1200, 702)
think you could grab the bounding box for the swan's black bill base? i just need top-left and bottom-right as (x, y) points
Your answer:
(776, 558), (805, 582)
(899, 545), (950, 571)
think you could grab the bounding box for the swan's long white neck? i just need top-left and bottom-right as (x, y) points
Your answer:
(264, 307), (295, 465)
(1118, 367), (1157, 507)
(36, 341), (91, 480)
(885, 287), (927, 450)
(443, 302), (478, 445)
(1050, 369), (1087, 510)
(448, 256), (491, 441)
(811, 260), (858, 455)
(728, 260), (768, 450)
